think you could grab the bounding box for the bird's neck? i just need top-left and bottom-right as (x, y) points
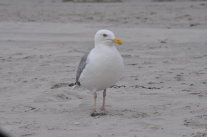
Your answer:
(94, 42), (114, 48)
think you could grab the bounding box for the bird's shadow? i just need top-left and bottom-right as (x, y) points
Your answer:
(90, 112), (107, 117)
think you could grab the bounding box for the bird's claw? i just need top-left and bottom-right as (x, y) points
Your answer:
(100, 107), (106, 113)
(90, 109), (107, 117)
(90, 109), (98, 117)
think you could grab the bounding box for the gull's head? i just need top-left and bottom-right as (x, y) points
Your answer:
(94, 29), (123, 47)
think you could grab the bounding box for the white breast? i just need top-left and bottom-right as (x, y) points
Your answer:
(79, 46), (124, 91)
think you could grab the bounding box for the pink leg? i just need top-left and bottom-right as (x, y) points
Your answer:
(100, 89), (106, 113)
(91, 92), (97, 116)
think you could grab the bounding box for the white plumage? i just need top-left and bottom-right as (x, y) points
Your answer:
(80, 43), (124, 91)
(75, 29), (124, 116)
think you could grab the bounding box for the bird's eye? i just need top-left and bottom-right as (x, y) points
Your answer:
(103, 34), (107, 37)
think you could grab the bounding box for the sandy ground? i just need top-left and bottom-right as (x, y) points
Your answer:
(0, 0), (207, 137)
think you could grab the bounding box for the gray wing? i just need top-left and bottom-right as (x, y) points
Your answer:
(75, 52), (90, 85)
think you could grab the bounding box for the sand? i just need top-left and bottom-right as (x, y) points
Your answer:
(0, 0), (207, 137)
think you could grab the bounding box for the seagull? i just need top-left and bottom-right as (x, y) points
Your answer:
(74, 29), (124, 116)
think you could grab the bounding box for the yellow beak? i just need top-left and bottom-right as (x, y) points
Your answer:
(112, 38), (123, 45)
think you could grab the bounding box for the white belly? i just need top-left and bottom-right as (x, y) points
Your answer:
(79, 46), (124, 91)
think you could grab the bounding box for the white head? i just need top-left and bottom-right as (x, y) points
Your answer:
(94, 29), (123, 47)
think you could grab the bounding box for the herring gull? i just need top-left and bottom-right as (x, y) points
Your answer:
(74, 29), (124, 116)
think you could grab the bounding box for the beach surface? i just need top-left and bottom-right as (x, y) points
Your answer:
(0, 0), (207, 137)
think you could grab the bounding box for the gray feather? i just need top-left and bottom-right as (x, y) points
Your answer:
(75, 52), (90, 85)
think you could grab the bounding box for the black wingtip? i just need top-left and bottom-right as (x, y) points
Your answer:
(68, 82), (80, 87)
(68, 83), (75, 87)
(76, 82), (81, 86)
